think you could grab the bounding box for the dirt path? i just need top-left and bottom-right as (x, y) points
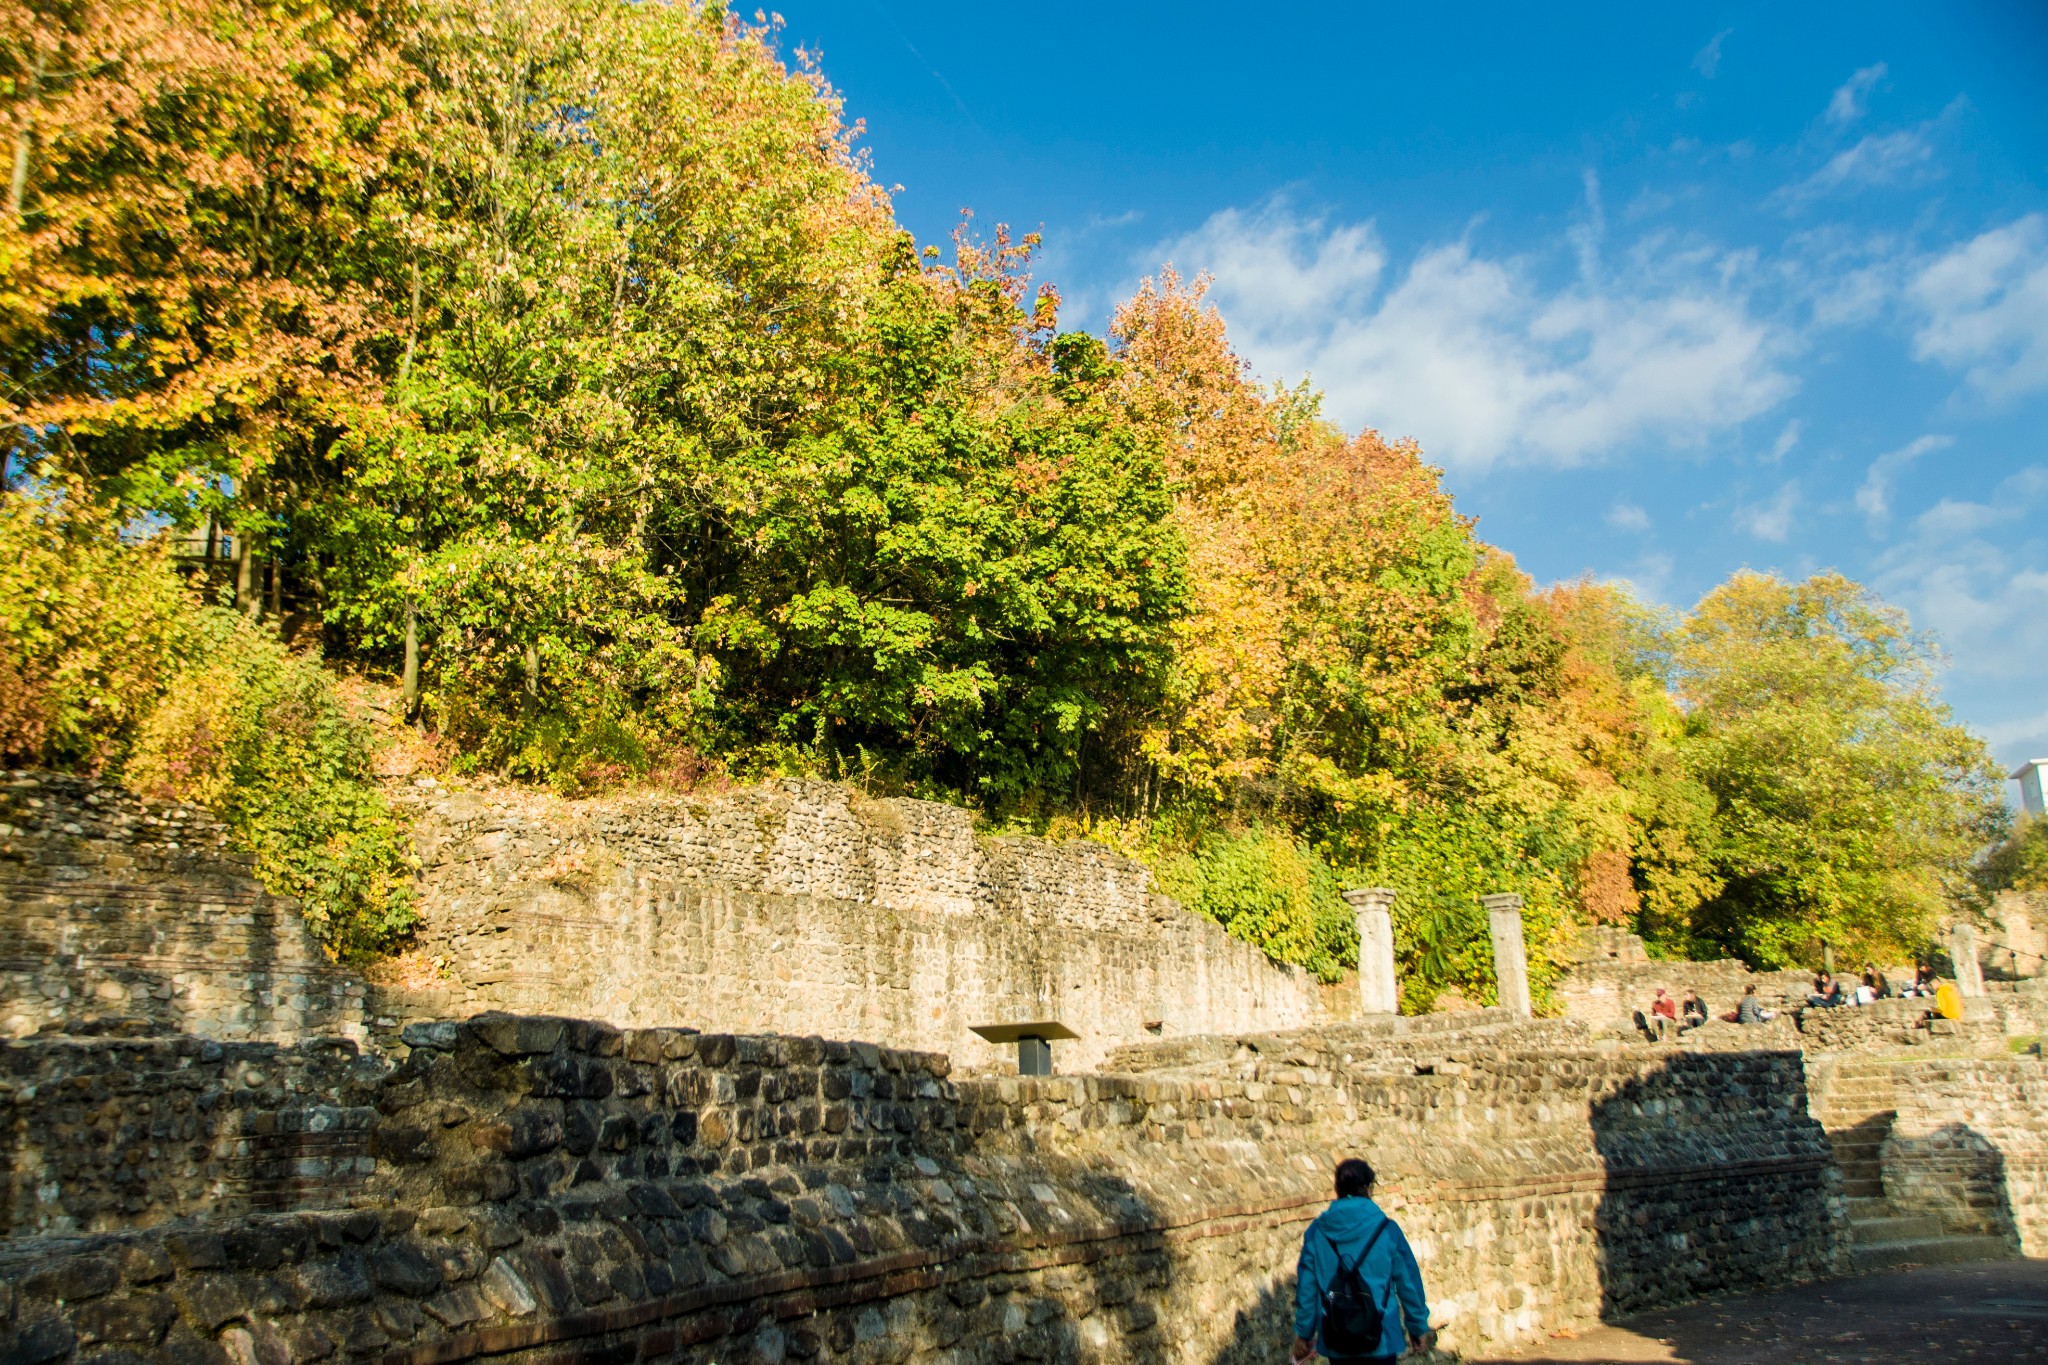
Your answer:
(1465, 1260), (2048, 1363)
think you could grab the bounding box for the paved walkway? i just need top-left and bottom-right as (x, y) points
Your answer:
(1466, 1260), (2048, 1363)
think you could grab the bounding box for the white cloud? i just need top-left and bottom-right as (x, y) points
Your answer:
(1735, 481), (1800, 541)
(1607, 501), (1651, 533)
(1622, 552), (1677, 604)
(1872, 469), (2048, 746)
(1825, 63), (1887, 125)
(1779, 127), (1938, 207)
(1979, 706), (2048, 758)
(1909, 214), (2048, 400)
(1855, 433), (1952, 526)
(1769, 419), (1802, 461)
(1156, 199), (1385, 319)
(1150, 198), (1795, 470)
(1693, 29), (1733, 78)
(1771, 223), (1918, 330)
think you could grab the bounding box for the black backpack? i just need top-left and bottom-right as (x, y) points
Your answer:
(1317, 1219), (1391, 1357)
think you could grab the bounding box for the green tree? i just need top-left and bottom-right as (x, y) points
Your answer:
(1674, 571), (2007, 966)
(1974, 815), (2048, 899)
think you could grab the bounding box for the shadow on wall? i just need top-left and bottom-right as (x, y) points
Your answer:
(1588, 1051), (1838, 1321)
(1883, 1123), (2022, 1252)
(1207, 1280), (1293, 1365)
(931, 1167), (1182, 1365)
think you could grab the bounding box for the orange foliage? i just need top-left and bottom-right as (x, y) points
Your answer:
(1111, 270), (1474, 808)
(1, 0), (407, 491)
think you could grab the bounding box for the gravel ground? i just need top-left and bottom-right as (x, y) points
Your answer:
(1464, 1259), (2048, 1363)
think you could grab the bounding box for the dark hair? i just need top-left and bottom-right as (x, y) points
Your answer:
(1744, 983), (1757, 995)
(1334, 1158), (1375, 1198)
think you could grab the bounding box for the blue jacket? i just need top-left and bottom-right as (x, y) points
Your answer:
(1294, 1196), (1430, 1359)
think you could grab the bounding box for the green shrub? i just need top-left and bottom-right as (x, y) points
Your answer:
(1142, 821), (1356, 982)
(0, 495), (194, 769)
(1362, 806), (1569, 1013)
(0, 494), (415, 960)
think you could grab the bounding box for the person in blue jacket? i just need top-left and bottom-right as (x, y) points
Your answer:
(1291, 1158), (1433, 1363)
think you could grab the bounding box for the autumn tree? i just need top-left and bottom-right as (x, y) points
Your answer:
(0, 0), (410, 603)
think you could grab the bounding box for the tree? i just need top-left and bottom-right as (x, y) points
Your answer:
(1673, 571), (2007, 966)
(1975, 816), (2048, 920)
(0, 0), (410, 601)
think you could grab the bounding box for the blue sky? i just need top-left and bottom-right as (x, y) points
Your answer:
(785, 1), (2048, 782)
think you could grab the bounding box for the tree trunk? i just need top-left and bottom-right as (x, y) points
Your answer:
(268, 553), (283, 619)
(402, 603), (420, 721)
(399, 260), (422, 386)
(7, 53), (42, 219)
(234, 530), (258, 617)
(523, 641), (539, 712)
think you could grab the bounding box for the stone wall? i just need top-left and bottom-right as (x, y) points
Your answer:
(0, 775), (367, 1044)
(1552, 929), (1812, 1028)
(1882, 1056), (2048, 1257)
(385, 782), (1334, 1073)
(0, 1037), (385, 1238)
(1548, 929), (2048, 1054)
(1988, 890), (2045, 980)
(0, 1011), (1843, 1365)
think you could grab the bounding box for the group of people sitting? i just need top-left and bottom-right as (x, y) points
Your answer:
(1636, 983), (1780, 1037)
(1638, 986), (1715, 1038)
(1805, 963), (1939, 1008)
(1635, 962), (1947, 1039)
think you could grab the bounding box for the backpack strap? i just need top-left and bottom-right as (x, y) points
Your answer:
(1318, 1214), (1393, 1277)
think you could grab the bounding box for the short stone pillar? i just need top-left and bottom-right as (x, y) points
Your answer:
(1343, 888), (1400, 1015)
(1950, 922), (1986, 997)
(1481, 893), (1532, 1016)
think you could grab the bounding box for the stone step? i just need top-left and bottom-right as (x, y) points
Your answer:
(1846, 1197), (1895, 1221)
(1828, 1135), (1887, 1154)
(1842, 1177), (1887, 1199)
(1849, 1235), (2015, 1274)
(1851, 1213), (1945, 1243)
(1829, 1143), (1886, 1164)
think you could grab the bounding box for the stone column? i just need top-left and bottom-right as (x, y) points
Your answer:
(1482, 893), (1532, 1016)
(1950, 922), (1986, 997)
(1342, 888), (1400, 1015)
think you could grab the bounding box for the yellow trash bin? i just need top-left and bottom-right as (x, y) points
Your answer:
(1934, 980), (1963, 1020)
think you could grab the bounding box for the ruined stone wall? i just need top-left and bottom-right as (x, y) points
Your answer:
(0, 1012), (1842, 1365)
(0, 1037), (386, 1238)
(0, 775), (367, 1044)
(1988, 891), (2045, 979)
(1552, 931), (1812, 1028)
(386, 783), (1333, 1073)
(1882, 1055), (2048, 1257)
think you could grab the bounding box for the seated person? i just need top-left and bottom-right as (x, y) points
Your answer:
(1647, 987), (1678, 1037)
(1807, 971), (1843, 1008)
(1735, 983), (1768, 1024)
(1854, 971), (1880, 1006)
(1679, 989), (1709, 1030)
